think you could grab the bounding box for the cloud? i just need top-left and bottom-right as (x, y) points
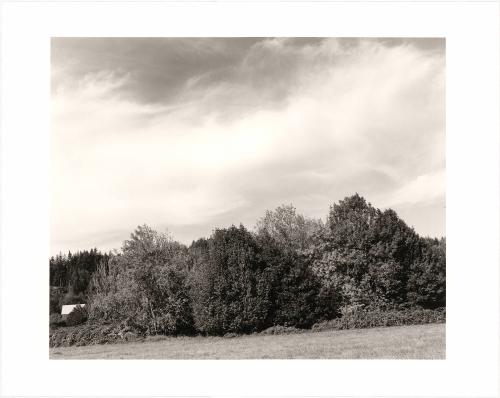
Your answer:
(377, 170), (446, 208)
(51, 38), (445, 253)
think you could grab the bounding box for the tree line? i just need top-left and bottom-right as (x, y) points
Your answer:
(50, 194), (445, 335)
(49, 248), (110, 313)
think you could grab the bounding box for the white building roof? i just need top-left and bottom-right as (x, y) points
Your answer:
(61, 304), (85, 315)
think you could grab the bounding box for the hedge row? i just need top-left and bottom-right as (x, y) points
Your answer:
(49, 323), (143, 348)
(259, 325), (304, 335)
(311, 307), (445, 332)
(50, 308), (445, 347)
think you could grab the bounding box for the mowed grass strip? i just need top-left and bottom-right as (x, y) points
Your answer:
(50, 323), (445, 360)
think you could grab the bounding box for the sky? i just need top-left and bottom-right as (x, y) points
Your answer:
(51, 37), (445, 255)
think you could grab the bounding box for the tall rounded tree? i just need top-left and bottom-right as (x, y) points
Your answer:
(88, 225), (194, 335)
(190, 225), (272, 335)
(310, 194), (429, 310)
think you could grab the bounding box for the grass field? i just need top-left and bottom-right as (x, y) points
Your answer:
(50, 323), (445, 359)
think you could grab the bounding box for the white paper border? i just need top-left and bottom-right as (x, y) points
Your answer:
(1, 1), (499, 397)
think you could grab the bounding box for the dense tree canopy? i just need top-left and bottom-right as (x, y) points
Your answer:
(189, 225), (272, 334)
(50, 195), (446, 335)
(49, 249), (110, 313)
(255, 204), (323, 253)
(309, 194), (444, 310)
(50, 249), (110, 293)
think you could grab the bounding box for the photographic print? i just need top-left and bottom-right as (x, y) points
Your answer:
(49, 37), (445, 359)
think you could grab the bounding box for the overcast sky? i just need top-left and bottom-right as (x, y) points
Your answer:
(51, 37), (445, 255)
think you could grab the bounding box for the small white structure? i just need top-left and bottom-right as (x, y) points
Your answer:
(61, 304), (86, 320)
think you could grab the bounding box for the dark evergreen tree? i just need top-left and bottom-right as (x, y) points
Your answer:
(190, 225), (272, 334)
(256, 233), (338, 327)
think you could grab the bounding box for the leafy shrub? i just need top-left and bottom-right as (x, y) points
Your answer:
(259, 325), (303, 335)
(88, 226), (195, 336)
(311, 307), (445, 332)
(49, 313), (65, 329)
(89, 260), (194, 335)
(49, 322), (143, 347)
(65, 305), (88, 327)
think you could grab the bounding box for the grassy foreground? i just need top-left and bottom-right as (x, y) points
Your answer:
(50, 323), (445, 359)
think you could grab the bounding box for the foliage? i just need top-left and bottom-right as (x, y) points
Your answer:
(255, 204), (323, 253)
(49, 322), (142, 347)
(407, 237), (446, 309)
(50, 194), (446, 345)
(189, 225), (272, 334)
(255, 233), (338, 328)
(311, 307), (445, 332)
(188, 225), (338, 335)
(50, 249), (110, 294)
(308, 194), (444, 310)
(88, 225), (194, 335)
(259, 325), (304, 335)
(49, 313), (65, 329)
(61, 291), (86, 306)
(49, 286), (66, 314)
(50, 286), (87, 316)
(65, 305), (88, 327)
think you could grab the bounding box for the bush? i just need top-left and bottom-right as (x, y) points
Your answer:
(65, 305), (88, 327)
(259, 325), (304, 335)
(311, 307), (445, 332)
(49, 322), (143, 347)
(88, 227), (195, 336)
(89, 258), (194, 335)
(49, 313), (65, 329)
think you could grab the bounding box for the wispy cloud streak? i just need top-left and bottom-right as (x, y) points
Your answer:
(51, 38), (445, 253)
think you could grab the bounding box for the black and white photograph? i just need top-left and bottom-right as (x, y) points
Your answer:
(1, 2), (499, 397)
(49, 37), (446, 359)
